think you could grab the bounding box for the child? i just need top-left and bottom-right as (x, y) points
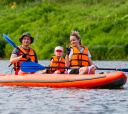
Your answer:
(49, 46), (65, 74)
(35, 46), (65, 74)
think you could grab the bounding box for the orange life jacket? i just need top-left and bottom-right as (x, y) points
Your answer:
(14, 46), (36, 75)
(70, 46), (89, 67)
(49, 56), (65, 73)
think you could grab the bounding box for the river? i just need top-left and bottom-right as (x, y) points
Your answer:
(0, 60), (128, 114)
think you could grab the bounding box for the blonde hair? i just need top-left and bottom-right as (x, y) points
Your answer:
(70, 30), (82, 45)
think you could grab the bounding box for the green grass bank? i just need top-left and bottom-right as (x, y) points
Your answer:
(0, 0), (128, 60)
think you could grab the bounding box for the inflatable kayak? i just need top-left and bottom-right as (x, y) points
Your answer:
(0, 71), (127, 89)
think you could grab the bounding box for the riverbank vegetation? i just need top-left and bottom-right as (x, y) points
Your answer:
(0, 0), (128, 60)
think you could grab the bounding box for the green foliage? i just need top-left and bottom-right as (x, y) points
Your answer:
(0, 0), (36, 5)
(88, 45), (108, 60)
(0, 0), (128, 60)
(0, 37), (6, 58)
(124, 43), (128, 56)
(4, 43), (14, 58)
(107, 45), (125, 60)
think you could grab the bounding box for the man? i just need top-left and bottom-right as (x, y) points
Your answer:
(10, 32), (38, 75)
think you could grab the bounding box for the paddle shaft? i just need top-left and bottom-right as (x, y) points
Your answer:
(45, 67), (119, 71)
(45, 67), (127, 73)
(47, 67), (116, 70)
(17, 47), (32, 61)
(45, 66), (76, 69)
(97, 68), (116, 70)
(33, 67), (123, 71)
(97, 67), (128, 72)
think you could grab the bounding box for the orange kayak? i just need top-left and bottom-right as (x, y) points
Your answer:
(0, 72), (127, 89)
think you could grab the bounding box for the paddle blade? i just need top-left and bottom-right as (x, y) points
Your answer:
(117, 68), (128, 72)
(21, 62), (45, 72)
(3, 33), (18, 48)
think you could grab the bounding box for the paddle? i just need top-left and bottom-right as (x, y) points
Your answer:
(3, 33), (24, 53)
(21, 61), (128, 72)
(97, 68), (128, 72)
(21, 61), (73, 72)
(3, 33), (32, 61)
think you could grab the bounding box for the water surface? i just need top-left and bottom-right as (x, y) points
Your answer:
(0, 60), (128, 114)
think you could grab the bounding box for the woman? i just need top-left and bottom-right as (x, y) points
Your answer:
(65, 31), (97, 75)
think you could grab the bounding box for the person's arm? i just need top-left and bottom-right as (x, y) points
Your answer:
(10, 48), (21, 64)
(10, 54), (30, 64)
(88, 57), (94, 66)
(10, 48), (30, 64)
(88, 50), (95, 66)
(65, 55), (70, 67)
(10, 55), (22, 64)
(65, 47), (72, 67)
(88, 49), (97, 71)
